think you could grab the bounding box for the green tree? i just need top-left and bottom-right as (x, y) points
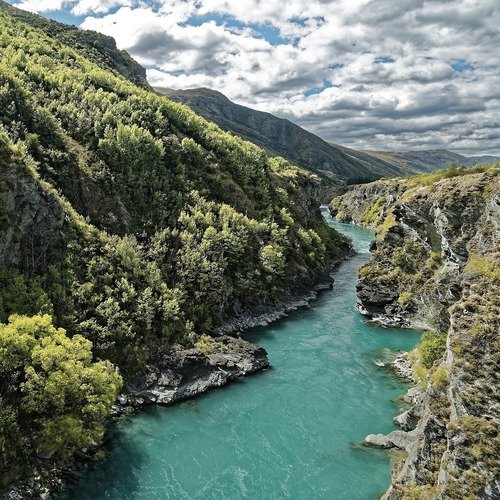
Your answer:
(0, 267), (52, 323)
(0, 314), (122, 471)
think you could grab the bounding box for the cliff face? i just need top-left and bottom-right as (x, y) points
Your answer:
(0, 146), (65, 269)
(330, 165), (500, 499)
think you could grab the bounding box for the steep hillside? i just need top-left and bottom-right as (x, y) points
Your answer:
(330, 165), (500, 499)
(0, 0), (150, 88)
(155, 87), (382, 184)
(156, 88), (500, 183)
(0, 6), (351, 490)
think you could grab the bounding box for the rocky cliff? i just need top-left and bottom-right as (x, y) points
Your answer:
(0, 148), (64, 269)
(331, 165), (500, 499)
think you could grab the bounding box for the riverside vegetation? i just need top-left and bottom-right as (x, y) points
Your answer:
(0, 2), (350, 490)
(330, 164), (500, 499)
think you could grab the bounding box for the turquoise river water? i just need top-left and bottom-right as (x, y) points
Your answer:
(68, 213), (421, 499)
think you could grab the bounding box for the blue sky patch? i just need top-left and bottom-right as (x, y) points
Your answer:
(304, 79), (334, 97)
(327, 63), (344, 71)
(289, 16), (308, 26)
(45, 10), (84, 26)
(451, 59), (473, 72)
(187, 13), (287, 46)
(375, 55), (395, 64)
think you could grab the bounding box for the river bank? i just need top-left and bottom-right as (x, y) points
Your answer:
(330, 168), (500, 498)
(60, 217), (421, 500)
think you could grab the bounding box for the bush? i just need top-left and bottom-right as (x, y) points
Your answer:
(194, 335), (213, 355)
(0, 267), (52, 323)
(398, 291), (414, 306)
(0, 314), (122, 481)
(361, 196), (386, 225)
(420, 331), (447, 369)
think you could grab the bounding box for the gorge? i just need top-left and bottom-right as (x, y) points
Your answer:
(64, 216), (421, 500)
(0, 2), (498, 499)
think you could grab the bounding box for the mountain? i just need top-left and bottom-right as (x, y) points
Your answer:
(0, 3), (351, 490)
(330, 142), (423, 176)
(469, 154), (500, 164)
(358, 148), (500, 173)
(157, 88), (500, 183)
(155, 87), (391, 184)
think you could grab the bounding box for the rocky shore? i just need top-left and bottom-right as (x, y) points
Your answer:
(116, 335), (269, 411)
(3, 338), (271, 500)
(213, 267), (338, 335)
(333, 166), (500, 499)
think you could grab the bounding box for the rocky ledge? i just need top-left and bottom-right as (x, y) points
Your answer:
(334, 165), (500, 499)
(115, 335), (269, 412)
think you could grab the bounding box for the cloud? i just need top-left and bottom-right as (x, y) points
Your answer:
(19, 0), (500, 154)
(14, 0), (65, 12)
(14, 0), (133, 15)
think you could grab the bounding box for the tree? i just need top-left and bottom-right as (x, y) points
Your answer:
(0, 314), (122, 470)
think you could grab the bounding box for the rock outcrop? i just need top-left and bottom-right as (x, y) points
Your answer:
(329, 179), (404, 226)
(333, 165), (500, 499)
(119, 336), (269, 408)
(0, 156), (65, 269)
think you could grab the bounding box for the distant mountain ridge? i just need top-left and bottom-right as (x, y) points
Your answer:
(155, 87), (407, 184)
(356, 148), (500, 173)
(158, 87), (499, 183)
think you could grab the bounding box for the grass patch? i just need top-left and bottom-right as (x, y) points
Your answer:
(464, 254), (500, 281)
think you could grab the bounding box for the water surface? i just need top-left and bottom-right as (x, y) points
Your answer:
(69, 214), (420, 499)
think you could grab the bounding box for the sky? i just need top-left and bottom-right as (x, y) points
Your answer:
(9, 0), (500, 155)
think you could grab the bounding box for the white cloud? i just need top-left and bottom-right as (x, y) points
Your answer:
(14, 0), (133, 14)
(22, 0), (500, 154)
(15, 0), (65, 12)
(71, 0), (133, 16)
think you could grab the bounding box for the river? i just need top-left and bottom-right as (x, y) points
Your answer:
(68, 212), (420, 499)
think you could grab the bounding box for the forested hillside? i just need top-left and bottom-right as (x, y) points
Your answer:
(0, 0), (149, 88)
(0, 5), (349, 488)
(156, 87), (382, 183)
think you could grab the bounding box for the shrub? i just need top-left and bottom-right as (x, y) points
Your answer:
(376, 210), (397, 240)
(398, 291), (414, 306)
(361, 196), (386, 225)
(420, 331), (447, 369)
(0, 267), (52, 323)
(194, 335), (213, 355)
(0, 314), (122, 480)
(431, 365), (448, 388)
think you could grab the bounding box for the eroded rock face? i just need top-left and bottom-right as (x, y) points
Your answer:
(333, 167), (500, 499)
(0, 160), (65, 268)
(118, 336), (269, 409)
(329, 180), (404, 228)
